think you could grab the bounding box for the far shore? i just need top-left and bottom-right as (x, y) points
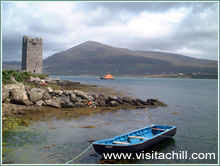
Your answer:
(51, 73), (218, 79)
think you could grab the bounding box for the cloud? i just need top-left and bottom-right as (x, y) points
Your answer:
(2, 2), (218, 61)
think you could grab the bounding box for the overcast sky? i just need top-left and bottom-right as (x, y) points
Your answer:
(2, 2), (219, 61)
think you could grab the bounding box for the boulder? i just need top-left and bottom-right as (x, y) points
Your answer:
(122, 97), (133, 104)
(42, 91), (51, 100)
(10, 76), (18, 83)
(74, 102), (85, 107)
(136, 99), (147, 105)
(47, 87), (53, 93)
(110, 100), (118, 107)
(70, 93), (77, 102)
(53, 90), (63, 96)
(35, 100), (45, 107)
(2, 87), (9, 103)
(57, 80), (74, 86)
(63, 90), (72, 96)
(74, 90), (92, 100)
(108, 95), (118, 101)
(28, 88), (44, 103)
(60, 96), (74, 108)
(116, 97), (123, 104)
(10, 90), (30, 105)
(44, 98), (61, 108)
(97, 94), (106, 106)
(131, 99), (143, 106)
(4, 83), (25, 91)
(30, 76), (41, 83)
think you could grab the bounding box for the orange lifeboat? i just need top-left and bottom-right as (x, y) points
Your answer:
(100, 74), (114, 80)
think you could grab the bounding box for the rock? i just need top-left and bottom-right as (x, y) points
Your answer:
(25, 85), (32, 91)
(47, 87), (53, 93)
(60, 96), (74, 108)
(35, 100), (45, 107)
(30, 76), (41, 83)
(28, 88), (44, 103)
(10, 90), (30, 105)
(146, 99), (167, 107)
(57, 80), (75, 86)
(74, 90), (92, 100)
(108, 95), (118, 101)
(116, 97), (123, 104)
(10, 76), (18, 83)
(136, 99), (147, 105)
(70, 93), (77, 102)
(4, 83), (25, 91)
(42, 91), (51, 100)
(2, 87), (9, 103)
(97, 94), (106, 106)
(63, 90), (72, 96)
(110, 100), (118, 107)
(122, 97), (133, 104)
(45, 77), (56, 84)
(131, 99), (143, 106)
(44, 98), (61, 108)
(53, 90), (63, 96)
(74, 102), (85, 107)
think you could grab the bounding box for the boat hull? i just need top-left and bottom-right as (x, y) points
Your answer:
(93, 125), (176, 155)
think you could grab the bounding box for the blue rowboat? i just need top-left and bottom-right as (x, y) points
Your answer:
(93, 124), (176, 155)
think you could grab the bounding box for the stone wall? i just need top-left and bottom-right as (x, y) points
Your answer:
(22, 36), (43, 74)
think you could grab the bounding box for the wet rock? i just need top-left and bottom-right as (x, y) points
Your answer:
(57, 80), (76, 86)
(10, 90), (30, 105)
(97, 94), (106, 106)
(131, 99), (143, 106)
(35, 100), (45, 107)
(110, 101), (118, 107)
(122, 97), (133, 104)
(74, 102), (85, 107)
(28, 88), (44, 103)
(146, 98), (167, 107)
(116, 97), (123, 104)
(44, 98), (61, 108)
(74, 90), (92, 100)
(136, 99), (147, 105)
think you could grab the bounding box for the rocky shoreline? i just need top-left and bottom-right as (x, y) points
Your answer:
(2, 76), (166, 120)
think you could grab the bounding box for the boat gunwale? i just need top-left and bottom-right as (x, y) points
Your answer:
(93, 125), (176, 147)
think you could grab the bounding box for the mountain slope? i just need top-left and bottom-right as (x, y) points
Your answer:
(43, 41), (218, 76)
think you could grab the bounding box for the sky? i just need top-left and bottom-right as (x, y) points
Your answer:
(2, 2), (219, 61)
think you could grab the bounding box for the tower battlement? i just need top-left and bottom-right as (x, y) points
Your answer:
(22, 36), (43, 74)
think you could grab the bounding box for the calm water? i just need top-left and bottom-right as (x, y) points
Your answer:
(3, 77), (218, 164)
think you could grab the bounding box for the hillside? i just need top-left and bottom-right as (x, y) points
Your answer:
(43, 41), (218, 76)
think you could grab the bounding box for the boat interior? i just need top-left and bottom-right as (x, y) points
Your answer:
(97, 125), (173, 145)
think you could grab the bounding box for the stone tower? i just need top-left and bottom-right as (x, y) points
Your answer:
(22, 36), (43, 74)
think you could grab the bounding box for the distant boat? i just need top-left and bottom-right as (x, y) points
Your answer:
(93, 124), (176, 154)
(100, 74), (114, 80)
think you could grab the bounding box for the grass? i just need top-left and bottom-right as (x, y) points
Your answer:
(2, 70), (48, 85)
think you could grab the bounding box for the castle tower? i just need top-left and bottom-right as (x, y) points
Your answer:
(22, 36), (43, 74)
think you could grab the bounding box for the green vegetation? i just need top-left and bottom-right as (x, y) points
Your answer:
(2, 70), (48, 84)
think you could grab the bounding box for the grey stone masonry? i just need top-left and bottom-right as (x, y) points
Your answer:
(22, 36), (43, 74)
